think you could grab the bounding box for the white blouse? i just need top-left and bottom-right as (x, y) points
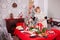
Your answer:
(34, 11), (47, 28)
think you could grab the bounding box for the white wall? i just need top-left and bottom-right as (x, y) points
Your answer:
(0, 0), (47, 19)
(34, 0), (44, 11)
(44, 0), (48, 16)
(0, 0), (28, 19)
(48, 0), (60, 20)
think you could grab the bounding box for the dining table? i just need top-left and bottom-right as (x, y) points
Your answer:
(14, 22), (60, 40)
(14, 29), (58, 40)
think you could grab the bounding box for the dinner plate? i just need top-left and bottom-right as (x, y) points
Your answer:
(30, 34), (36, 38)
(47, 31), (55, 34)
(21, 31), (24, 33)
(16, 26), (24, 30)
(30, 34), (36, 36)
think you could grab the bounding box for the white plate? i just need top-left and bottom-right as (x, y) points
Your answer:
(30, 34), (36, 36)
(47, 31), (55, 34)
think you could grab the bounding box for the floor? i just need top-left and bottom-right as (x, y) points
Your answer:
(12, 36), (20, 40)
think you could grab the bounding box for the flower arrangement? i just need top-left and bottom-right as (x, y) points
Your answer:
(29, 26), (47, 37)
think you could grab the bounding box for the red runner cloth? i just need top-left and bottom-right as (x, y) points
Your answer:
(14, 29), (57, 40)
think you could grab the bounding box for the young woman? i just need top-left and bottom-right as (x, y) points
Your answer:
(34, 7), (47, 28)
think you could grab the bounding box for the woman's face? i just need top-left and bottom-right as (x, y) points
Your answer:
(36, 8), (41, 13)
(37, 9), (40, 13)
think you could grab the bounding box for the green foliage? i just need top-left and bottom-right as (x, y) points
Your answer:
(29, 27), (34, 31)
(42, 28), (47, 33)
(29, 27), (47, 34)
(35, 28), (42, 34)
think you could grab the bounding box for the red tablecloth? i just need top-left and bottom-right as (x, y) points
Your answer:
(14, 29), (57, 40)
(51, 28), (60, 40)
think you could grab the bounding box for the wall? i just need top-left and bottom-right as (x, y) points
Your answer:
(34, 0), (44, 11)
(48, 0), (60, 21)
(0, 0), (47, 19)
(0, 0), (28, 19)
(44, 0), (48, 16)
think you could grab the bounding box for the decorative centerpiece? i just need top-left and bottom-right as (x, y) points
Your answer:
(29, 27), (47, 37)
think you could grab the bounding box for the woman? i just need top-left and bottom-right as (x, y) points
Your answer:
(34, 6), (47, 28)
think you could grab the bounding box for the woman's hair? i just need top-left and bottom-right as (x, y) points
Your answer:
(35, 6), (40, 12)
